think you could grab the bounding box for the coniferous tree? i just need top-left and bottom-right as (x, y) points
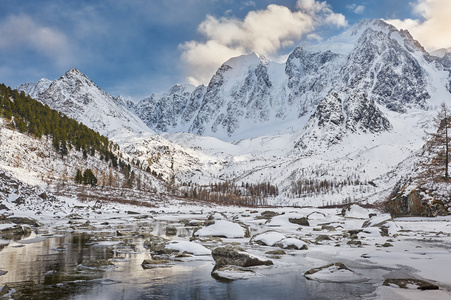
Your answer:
(75, 169), (83, 184)
(83, 169), (97, 186)
(421, 103), (451, 181)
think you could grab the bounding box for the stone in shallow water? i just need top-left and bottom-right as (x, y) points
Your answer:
(304, 262), (368, 283)
(211, 265), (257, 281)
(212, 245), (273, 267)
(141, 259), (171, 269)
(78, 259), (115, 271)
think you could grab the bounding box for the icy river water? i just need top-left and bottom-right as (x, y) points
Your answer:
(0, 231), (376, 300)
(1, 205), (451, 299)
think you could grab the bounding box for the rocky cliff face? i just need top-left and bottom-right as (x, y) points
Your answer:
(133, 19), (447, 145)
(295, 90), (392, 151)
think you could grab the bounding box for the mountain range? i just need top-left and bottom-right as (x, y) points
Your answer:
(14, 19), (451, 206)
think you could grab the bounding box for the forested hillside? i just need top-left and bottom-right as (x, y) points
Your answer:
(0, 84), (118, 164)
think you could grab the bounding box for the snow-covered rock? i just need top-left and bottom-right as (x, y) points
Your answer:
(304, 262), (367, 283)
(251, 231), (286, 246)
(194, 220), (246, 238)
(165, 241), (211, 256)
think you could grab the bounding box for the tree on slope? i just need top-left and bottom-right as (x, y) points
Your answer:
(422, 103), (451, 181)
(83, 169), (97, 187)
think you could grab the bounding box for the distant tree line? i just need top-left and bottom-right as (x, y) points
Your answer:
(290, 176), (372, 198)
(181, 181), (278, 206)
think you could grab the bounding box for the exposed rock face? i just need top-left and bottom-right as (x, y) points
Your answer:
(132, 84), (205, 133)
(340, 22), (430, 112)
(295, 90), (392, 150)
(387, 183), (448, 217)
(211, 245), (273, 267)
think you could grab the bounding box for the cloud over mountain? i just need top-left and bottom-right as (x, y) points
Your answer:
(180, 0), (347, 86)
(385, 0), (451, 51)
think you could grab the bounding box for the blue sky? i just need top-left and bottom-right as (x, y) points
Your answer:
(0, 0), (449, 101)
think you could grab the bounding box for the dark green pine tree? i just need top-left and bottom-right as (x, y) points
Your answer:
(83, 169), (97, 187)
(75, 169), (83, 184)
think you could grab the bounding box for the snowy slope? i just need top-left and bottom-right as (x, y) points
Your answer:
(0, 118), (167, 194)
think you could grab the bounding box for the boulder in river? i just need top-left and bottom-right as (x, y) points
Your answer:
(304, 262), (368, 283)
(212, 245), (273, 267)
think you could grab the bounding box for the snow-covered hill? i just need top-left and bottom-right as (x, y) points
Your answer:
(0, 118), (167, 198)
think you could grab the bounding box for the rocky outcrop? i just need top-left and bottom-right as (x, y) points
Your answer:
(7, 217), (42, 227)
(387, 183), (448, 217)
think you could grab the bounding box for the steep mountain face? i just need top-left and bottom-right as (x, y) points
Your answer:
(18, 68), (152, 138)
(134, 19), (449, 144)
(132, 84), (206, 133)
(339, 20), (430, 112)
(295, 90), (392, 151)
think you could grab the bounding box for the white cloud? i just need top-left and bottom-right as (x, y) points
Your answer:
(354, 5), (365, 14)
(180, 0), (347, 85)
(385, 0), (451, 51)
(180, 40), (245, 86)
(346, 4), (365, 14)
(0, 14), (71, 66)
(242, 1), (256, 8)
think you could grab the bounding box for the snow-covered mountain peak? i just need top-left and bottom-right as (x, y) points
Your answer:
(17, 68), (153, 138)
(132, 18), (450, 142)
(222, 52), (264, 70)
(64, 67), (84, 77)
(17, 78), (52, 99)
(304, 19), (403, 55)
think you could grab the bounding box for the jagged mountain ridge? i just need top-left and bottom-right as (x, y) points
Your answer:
(18, 68), (152, 138)
(132, 19), (450, 142)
